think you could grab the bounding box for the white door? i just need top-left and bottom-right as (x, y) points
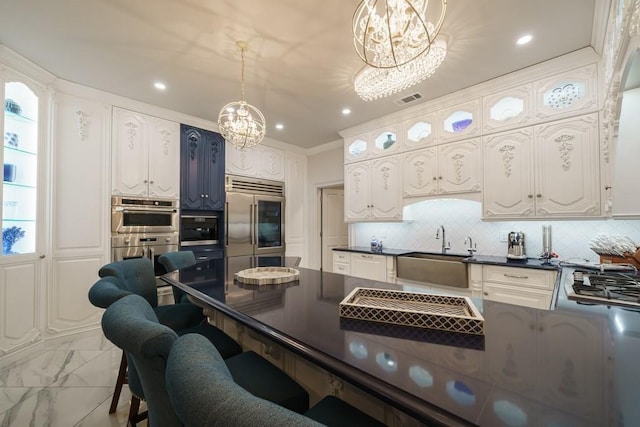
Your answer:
(321, 187), (347, 272)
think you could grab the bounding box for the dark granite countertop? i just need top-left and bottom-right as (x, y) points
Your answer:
(334, 247), (562, 271)
(162, 256), (640, 427)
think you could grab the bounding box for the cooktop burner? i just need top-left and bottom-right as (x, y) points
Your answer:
(569, 271), (640, 308)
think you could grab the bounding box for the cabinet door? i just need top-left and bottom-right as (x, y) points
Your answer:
(350, 253), (387, 281)
(439, 99), (481, 142)
(534, 64), (598, 121)
(482, 84), (533, 132)
(0, 261), (40, 354)
(201, 132), (225, 210)
(259, 145), (285, 181)
(401, 114), (437, 151)
(370, 156), (402, 220)
(371, 126), (399, 156)
(438, 139), (481, 194)
(483, 282), (552, 309)
(112, 108), (148, 197)
(147, 117), (179, 199)
(344, 162), (371, 221)
(180, 126), (205, 210)
(344, 133), (370, 164)
(403, 148), (438, 197)
(534, 114), (600, 217)
(226, 143), (258, 176)
(483, 129), (535, 218)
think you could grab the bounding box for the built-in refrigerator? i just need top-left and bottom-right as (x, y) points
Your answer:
(225, 175), (285, 257)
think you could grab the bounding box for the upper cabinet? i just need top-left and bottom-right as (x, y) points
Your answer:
(2, 79), (40, 256)
(180, 125), (225, 211)
(482, 85), (533, 133)
(226, 144), (285, 181)
(344, 133), (370, 164)
(344, 156), (403, 222)
(400, 114), (438, 151)
(438, 99), (481, 142)
(533, 64), (598, 121)
(371, 126), (400, 156)
(112, 107), (180, 199)
(483, 114), (600, 219)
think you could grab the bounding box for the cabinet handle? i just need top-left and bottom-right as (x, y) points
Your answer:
(362, 255), (373, 259)
(604, 185), (612, 190)
(144, 180), (148, 184)
(527, 194), (533, 199)
(432, 177), (437, 181)
(196, 256), (208, 260)
(201, 194), (205, 198)
(536, 194), (542, 198)
(438, 176), (442, 180)
(504, 273), (528, 279)
(483, 291), (488, 296)
(39, 254), (46, 259)
(204, 194), (209, 198)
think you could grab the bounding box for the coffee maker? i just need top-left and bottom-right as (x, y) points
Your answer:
(507, 231), (526, 259)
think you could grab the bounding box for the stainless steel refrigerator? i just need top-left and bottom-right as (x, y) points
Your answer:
(225, 175), (286, 257)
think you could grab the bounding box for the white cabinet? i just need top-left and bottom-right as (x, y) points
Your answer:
(438, 99), (481, 142)
(370, 126), (399, 156)
(483, 114), (600, 219)
(400, 114), (438, 151)
(332, 251), (351, 276)
(344, 133), (370, 164)
(482, 84), (533, 133)
(49, 91), (110, 334)
(533, 64), (598, 121)
(0, 70), (45, 354)
(403, 139), (481, 198)
(344, 156), (402, 222)
(112, 107), (180, 199)
(332, 251), (393, 283)
(481, 265), (557, 309)
(226, 144), (285, 181)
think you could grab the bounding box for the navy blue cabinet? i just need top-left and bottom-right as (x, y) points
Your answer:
(180, 125), (225, 211)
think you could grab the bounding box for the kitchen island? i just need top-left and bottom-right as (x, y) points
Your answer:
(161, 256), (639, 426)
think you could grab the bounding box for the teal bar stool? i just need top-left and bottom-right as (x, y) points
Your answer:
(158, 250), (197, 303)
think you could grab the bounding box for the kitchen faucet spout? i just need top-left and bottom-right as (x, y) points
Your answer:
(435, 225), (450, 254)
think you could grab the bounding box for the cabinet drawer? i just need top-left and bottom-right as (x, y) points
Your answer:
(483, 282), (552, 309)
(333, 262), (350, 275)
(333, 252), (350, 263)
(482, 266), (556, 290)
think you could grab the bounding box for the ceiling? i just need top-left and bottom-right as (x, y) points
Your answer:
(0, 0), (600, 149)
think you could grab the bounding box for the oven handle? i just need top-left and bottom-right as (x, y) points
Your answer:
(120, 208), (178, 214)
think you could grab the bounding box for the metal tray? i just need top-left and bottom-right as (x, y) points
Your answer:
(339, 287), (484, 335)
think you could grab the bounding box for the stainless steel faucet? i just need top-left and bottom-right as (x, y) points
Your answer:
(464, 236), (477, 257)
(435, 225), (450, 254)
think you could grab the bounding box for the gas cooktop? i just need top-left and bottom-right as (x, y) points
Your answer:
(567, 270), (640, 309)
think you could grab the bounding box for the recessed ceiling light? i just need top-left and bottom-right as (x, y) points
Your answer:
(342, 108), (351, 115)
(275, 123), (284, 130)
(516, 35), (533, 45)
(153, 81), (167, 90)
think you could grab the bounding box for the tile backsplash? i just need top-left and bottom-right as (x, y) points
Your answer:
(352, 199), (640, 262)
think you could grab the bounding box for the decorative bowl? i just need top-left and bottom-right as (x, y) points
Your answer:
(4, 99), (22, 115)
(451, 119), (472, 132)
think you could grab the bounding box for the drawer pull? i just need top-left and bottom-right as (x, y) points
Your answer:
(504, 273), (528, 279)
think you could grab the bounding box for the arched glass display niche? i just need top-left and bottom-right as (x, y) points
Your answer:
(611, 48), (640, 217)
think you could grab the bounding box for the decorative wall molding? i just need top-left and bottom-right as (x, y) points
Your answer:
(555, 134), (575, 171)
(76, 110), (88, 141)
(124, 121), (137, 150)
(500, 145), (516, 177)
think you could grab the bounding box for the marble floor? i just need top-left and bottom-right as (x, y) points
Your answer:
(0, 330), (146, 427)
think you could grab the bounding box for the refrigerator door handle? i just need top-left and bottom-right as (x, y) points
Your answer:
(225, 202), (229, 246)
(250, 203), (255, 245)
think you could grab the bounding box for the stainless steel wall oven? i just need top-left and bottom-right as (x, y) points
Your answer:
(179, 214), (220, 247)
(111, 233), (179, 277)
(111, 196), (179, 234)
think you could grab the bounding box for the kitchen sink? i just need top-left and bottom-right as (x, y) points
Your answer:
(396, 252), (469, 288)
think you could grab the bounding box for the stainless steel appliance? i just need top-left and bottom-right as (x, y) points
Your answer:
(565, 267), (640, 309)
(225, 175), (285, 257)
(180, 214), (220, 247)
(111, 233), (179, 277)
(507, 231), (526, 259)
(111, 196), (179, 234)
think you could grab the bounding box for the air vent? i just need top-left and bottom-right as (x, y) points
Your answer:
(394, 93), (423, 106)
(226, 175), (285, 196)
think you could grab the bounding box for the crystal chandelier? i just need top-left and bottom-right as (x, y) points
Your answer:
(218, 41), (266, 150)
(352, 0), (447, 69)
(354, 37), (447, 101)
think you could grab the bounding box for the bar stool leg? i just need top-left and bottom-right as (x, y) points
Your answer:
(109, 350), (127, 413)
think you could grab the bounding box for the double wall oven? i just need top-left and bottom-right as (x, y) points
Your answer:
(111, 196), (179, 277)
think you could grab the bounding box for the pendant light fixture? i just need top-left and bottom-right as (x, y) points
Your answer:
(217, 41), (266, 150)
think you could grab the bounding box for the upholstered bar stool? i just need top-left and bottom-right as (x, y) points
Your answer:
(102, 295), (311, 425)
(158, 250), (197, 303)
(166, 333), (387, 427)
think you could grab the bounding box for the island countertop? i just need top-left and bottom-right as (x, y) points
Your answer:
(161, 256), (640, 426)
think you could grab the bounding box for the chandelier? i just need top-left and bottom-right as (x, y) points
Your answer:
(354, 37), (447, 101)
(352, 0), (447, 69)
(218, 41), (266, 150)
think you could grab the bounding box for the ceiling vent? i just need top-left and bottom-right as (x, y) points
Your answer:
(394, 93), (423, 106)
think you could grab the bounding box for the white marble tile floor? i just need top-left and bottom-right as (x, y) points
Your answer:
(0, 330), (146, 427)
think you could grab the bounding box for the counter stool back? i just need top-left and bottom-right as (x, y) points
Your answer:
(158, 250), (197, 303)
